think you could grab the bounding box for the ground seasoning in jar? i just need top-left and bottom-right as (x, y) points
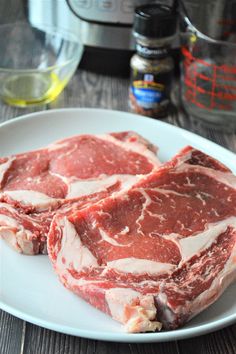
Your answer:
(129, 4), (177, 118)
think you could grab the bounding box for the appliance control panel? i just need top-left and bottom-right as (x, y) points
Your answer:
(67, 0), (135, 24)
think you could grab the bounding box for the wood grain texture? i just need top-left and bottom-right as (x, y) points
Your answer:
(0, 69), (236, 354)
(48, 70), (130, 111)
(0, 311), (24, 354)
(22, 325), (179, 354)
(178, 324), (236, 354)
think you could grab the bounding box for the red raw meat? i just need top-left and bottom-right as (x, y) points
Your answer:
(0, 131), (160, 254)
(48, 146), (236, 332)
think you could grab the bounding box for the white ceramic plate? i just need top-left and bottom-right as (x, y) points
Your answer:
(0, 108), (236, 343)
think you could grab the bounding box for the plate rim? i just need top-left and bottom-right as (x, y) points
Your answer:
(0, 107), (236, 343)
(0, 107), (235, 164)
(1, 298), (236, 343)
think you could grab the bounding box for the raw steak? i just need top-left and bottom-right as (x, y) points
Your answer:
(48, 146), (236, 332)
(0, 131), (160, 254)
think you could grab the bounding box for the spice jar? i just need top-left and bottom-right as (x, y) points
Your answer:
(129, 4), (177, 118)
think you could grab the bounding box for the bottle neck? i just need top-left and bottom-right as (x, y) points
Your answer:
(136, 42), (170, 59)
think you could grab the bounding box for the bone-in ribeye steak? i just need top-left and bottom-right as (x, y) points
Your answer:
(48, 146), (236, 332)
(0, 131), (160, 254)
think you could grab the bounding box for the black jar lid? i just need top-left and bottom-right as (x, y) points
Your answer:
(134, 4), (177, 39)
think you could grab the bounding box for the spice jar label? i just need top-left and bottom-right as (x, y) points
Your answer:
(129, 70), (173, 117)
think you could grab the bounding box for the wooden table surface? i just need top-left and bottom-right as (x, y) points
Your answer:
(0, 68), (236, 354)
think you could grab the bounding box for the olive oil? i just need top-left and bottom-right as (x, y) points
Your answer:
(2, 72), (67, 107)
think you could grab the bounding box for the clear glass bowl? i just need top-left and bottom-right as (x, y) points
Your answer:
(0, 22), (83, 107)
